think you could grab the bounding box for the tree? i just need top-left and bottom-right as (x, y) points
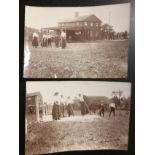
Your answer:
(123, 31), (128, 39)
(101, 24), (114, 40)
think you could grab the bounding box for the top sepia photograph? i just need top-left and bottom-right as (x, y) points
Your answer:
(24, 3), (131, 78)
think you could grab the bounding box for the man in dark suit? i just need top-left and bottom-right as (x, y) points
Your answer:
(99, 103), (105, 117)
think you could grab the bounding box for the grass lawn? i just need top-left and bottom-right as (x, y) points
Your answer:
(24, 40), (128, 78)
(25, 110), (130, 155)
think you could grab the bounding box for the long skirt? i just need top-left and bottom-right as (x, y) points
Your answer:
(32, 37), (38, 47)
(61, 38), (66, 49)
(52, 103), (60, 120)
(67, 104), (74, 116)
(80, 102), (89, 115)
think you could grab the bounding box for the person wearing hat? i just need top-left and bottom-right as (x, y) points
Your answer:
(52, 92), (60, 120)
(78, 93), (90, 116)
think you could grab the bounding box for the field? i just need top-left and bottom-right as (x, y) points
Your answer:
(25, 110), (130, 155)
(24, 40), (128, 78)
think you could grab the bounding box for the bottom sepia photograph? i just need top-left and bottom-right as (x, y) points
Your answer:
(25, 81), (131, 155)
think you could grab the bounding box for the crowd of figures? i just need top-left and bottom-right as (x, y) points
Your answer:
(52, 92), (90, 120)
(32, 30), (67, 49)
(51, 92), (116, 120)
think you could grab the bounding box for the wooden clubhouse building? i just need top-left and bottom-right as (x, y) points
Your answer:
(41, 12), (102, 41)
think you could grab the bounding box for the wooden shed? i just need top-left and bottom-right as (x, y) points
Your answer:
(26, 92), (43, 123)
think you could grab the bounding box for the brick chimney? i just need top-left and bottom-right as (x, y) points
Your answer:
(75, 12), (79, 18)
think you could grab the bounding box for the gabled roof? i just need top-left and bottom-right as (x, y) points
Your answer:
(59, 14), (102, 23)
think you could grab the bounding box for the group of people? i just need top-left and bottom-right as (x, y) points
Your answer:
(99, 102), (116, 117)
(31, 30), (67, 49)
(51, 92), (116, 120)
(52, 92), (90, 120)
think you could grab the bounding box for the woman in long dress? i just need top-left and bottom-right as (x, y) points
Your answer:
(78, 93), (90, 115)
(32, 32), (39, 48)
(52, 92), (60, 120)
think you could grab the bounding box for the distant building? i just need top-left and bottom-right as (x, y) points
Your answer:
(41, 12), (102, 41)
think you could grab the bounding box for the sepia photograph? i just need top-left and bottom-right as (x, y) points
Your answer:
(24, 3), (130, 78)
(25, 81), (131, 154)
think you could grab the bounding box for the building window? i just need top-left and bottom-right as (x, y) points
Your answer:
(91, 22), (94, 27)
(76, 22), (79, 26)
(84, 22), (87, 26)
(27, 97), (31, 101)
(96, 23), (98, 27)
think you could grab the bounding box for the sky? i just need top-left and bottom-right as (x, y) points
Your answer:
(25, 3), (130, 32)
(26, 81), (131, 103)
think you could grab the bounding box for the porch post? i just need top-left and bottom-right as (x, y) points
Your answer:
(35, 96), (40, 122)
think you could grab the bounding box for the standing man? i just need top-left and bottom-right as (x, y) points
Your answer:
(109, 102), (116, 117)
(47, 33), (52, 47)
(60, 29), (67, 49)
(99, 103), (105, 117)
(52, 92), (60, 120)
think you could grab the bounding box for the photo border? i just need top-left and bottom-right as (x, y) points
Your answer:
(19, 0), (135, 155)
